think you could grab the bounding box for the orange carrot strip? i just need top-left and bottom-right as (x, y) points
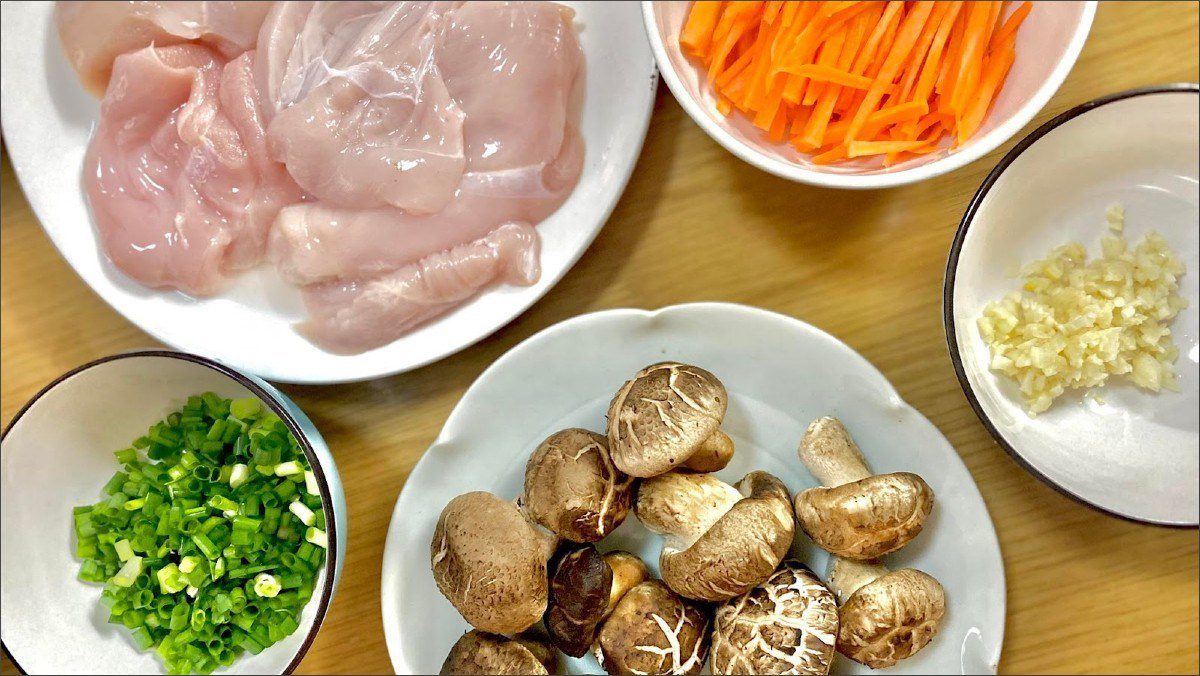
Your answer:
(845, 1), (937, 143)
(951, 2), (996, 116)
(862, 100), (928, 134)
(680, 1), (725, 57)
(897, 2), (952, 105)
(934, 6), (968, 113)
(956, 37), (1016, 142)
(991, 1), (1032, 47)
(834, 1), (897, 111)
(776, 3), (837, 104)
(778, 64), (874, 90)
(847, 139), (932, 157)
(763, 1), (784, 25)
(901, 1), (962, 134)
(811, 145), (849, 164)
(803, 28), (847, 105)
(799, 11), (872, 148)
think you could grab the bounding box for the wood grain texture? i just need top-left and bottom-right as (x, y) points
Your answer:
(2, 2), (1197, 674)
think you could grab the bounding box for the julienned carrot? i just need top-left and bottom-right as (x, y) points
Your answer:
(681, 1), (724, 56)
(779, 63), (874, 90)
(679, 1), (1032, 167)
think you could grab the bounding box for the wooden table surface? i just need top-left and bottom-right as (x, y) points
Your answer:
(2, 2), (1198, 674)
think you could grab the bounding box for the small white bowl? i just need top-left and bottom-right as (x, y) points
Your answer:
(643, 1), (1096, 189)
(0, 351), (347, 674)
(945, 85), (1200, 527)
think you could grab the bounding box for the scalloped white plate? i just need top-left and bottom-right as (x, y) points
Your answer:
(0, 2), (656, 384)
(381, 303), (1005, 675)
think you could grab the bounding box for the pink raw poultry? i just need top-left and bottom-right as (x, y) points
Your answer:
(56, 1), (272, 96)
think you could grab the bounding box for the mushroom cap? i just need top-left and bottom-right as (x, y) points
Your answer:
(545, 546), (650, 657)
(545, 545), (614, 657)
(794, 472), (934, 560)
(636, 471), (796, 602)
(710, 561), (839, 676)
(607, 362), (728, 477)
(523, 428), (634, 542)
(431, 492), (555, 634)
(440, 630), (556, 675)
(594, 580), (711, 675)
(837, 568), (946, 669)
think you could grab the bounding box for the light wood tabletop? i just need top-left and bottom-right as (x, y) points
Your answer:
(2, 2), (1198, 674)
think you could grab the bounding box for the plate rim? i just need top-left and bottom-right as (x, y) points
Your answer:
(942, 83), (1200, 529)
(0, 349), (341, 674)
(380, 301), (1007, 674)
(0, 2), (658, 385)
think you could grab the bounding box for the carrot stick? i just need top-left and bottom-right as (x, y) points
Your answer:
(902, 1), (963, 135)
(991, 1), (1032, 47)
(680, 1), (725, 56)
(802, 28), (847, 105)
(957, 37), (1016, 142)
(897, 2), (952, 105)
(950, 2), (997, 115)
(777, 64), (875, 90)
(935, 6), (968, 113)
(845, 1), (936, 142)
(811, 145), (848, 164)
(835, 1), (897, 111)
(847, 139), (933, 157)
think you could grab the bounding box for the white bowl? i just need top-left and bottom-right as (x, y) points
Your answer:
(382, 303), (1006, 675)
(0, 2), (656, 384)
(643, 1), (1096, 189)
(1, 351), (347, 674)
(945, 85), (1200, 527)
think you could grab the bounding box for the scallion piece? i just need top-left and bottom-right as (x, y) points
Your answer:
(288, 501), (316, 527)
(111, 556), (143, 588)
(252, 573), (281, 599)
(304, 527), (328, 549)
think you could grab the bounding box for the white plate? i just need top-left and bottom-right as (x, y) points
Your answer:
(946, 85), (1200, 527)
(381, 303), (1006, 675)
(0, 2), (656, 384)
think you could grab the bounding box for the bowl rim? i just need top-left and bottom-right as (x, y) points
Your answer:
(641, 0), (1098, 189)
(0, 349), (340, 673)
(942, 82), (1200, 529)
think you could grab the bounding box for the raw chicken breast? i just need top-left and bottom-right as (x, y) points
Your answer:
(266, 0), (583, 283)
(85, 45), (302, 295)
(298, 222), (540, 354)
(270, 129), (583, 285)
(56, 1), (271, 96)
(257, 1), (467, 214)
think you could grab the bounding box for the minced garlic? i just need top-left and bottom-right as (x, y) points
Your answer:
(977, 205), (1188, 415)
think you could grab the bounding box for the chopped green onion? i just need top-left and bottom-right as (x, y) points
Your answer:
(73, 392), (325, 674)
(111, 556), (143, 588)
(273, 461), (303, 477)
(305, 527), (328, 549)
(114, 539), (135, 562)
(229, 398), (261, 420)
(288, 501), (316, 527)
(252, 573), (281, 599)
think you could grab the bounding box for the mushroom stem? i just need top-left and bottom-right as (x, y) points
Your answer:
(680, 430), (735, 473)
(797, 417), (871, 486)
(605, 551), (650, 609)
(827, 557), (890, 603)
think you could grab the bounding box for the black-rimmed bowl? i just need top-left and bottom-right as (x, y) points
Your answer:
(945, 84), (1199, 527)
(1, 351), (346, 673)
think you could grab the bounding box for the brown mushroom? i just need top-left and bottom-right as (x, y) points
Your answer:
(827, 558), (946, 669)
(635, 470), (795, 601)
(710, 560), (840, 675)
(440, 630), (557, 675)
(793, 417), (946, 668)
(793, 417), (934, 560)
(607, 362), (736, 477)
(544, 545), (649, 657)
(431, 492), (557, 634)
(522, 428), (635, 542)
(593, 580), (711, 675)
